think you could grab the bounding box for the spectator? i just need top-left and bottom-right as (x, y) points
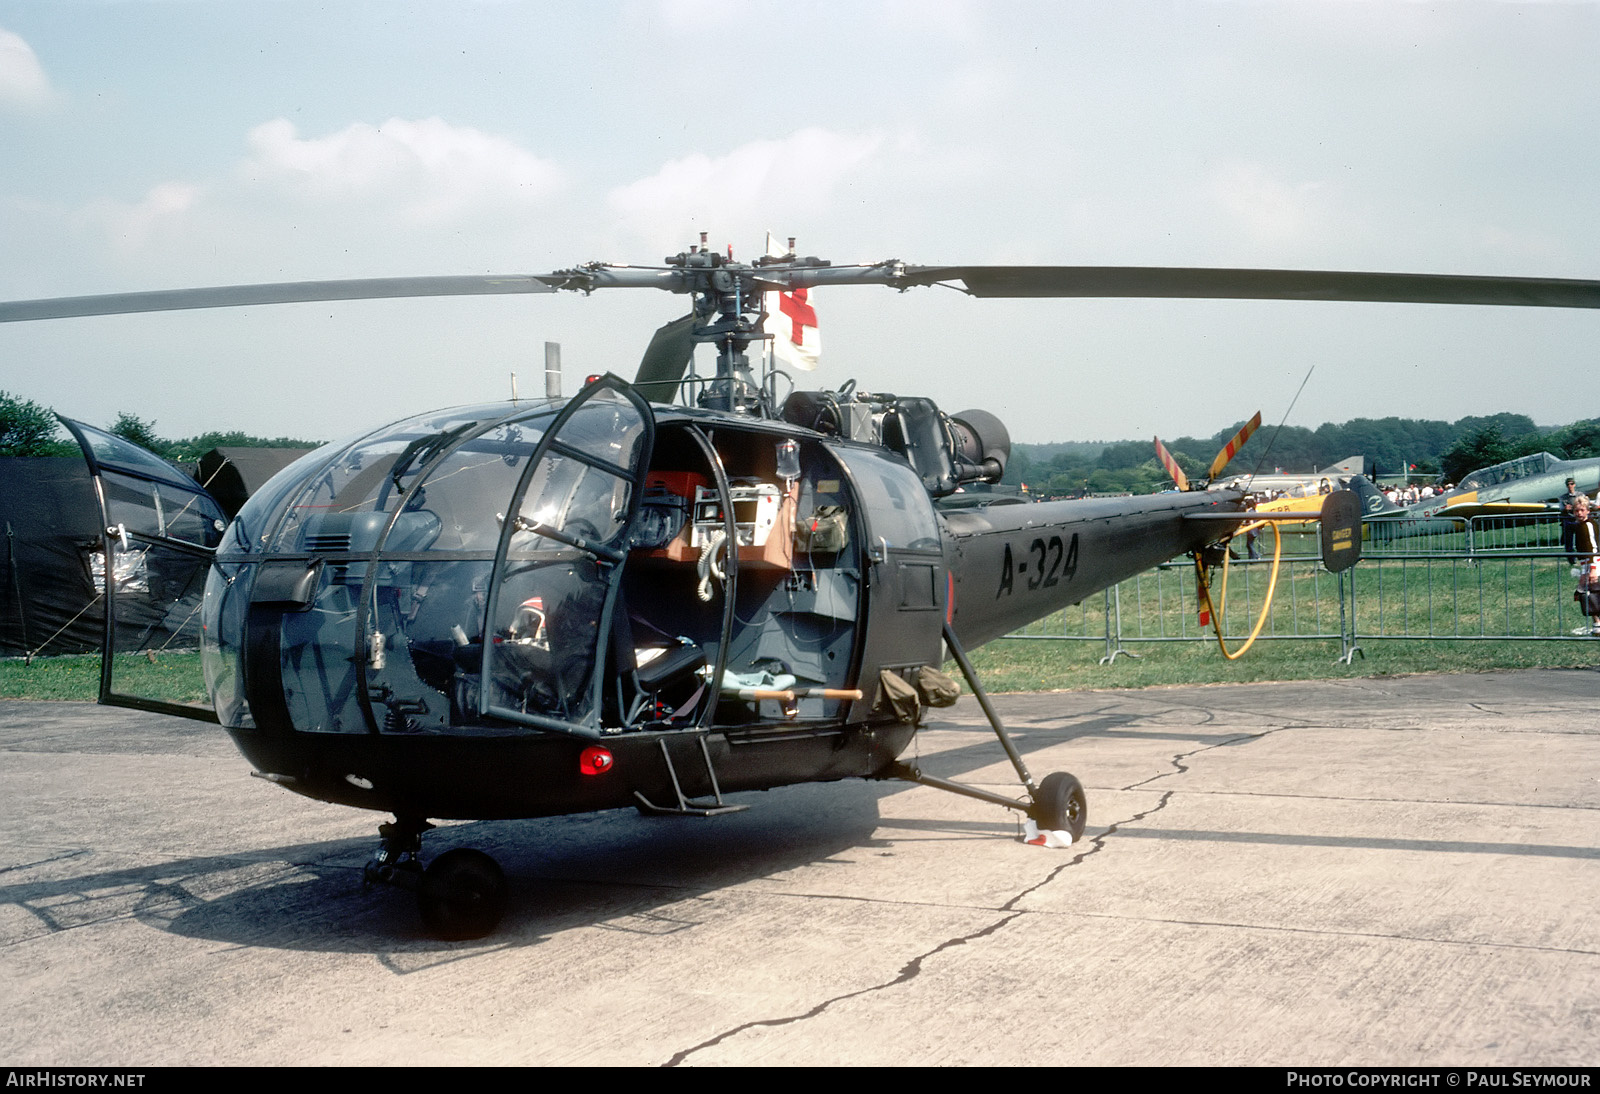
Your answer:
(1560, 477), (1582, 564)
(1572, 496), (1600, 635)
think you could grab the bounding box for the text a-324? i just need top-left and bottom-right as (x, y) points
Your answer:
(996, 533), (1079, 598)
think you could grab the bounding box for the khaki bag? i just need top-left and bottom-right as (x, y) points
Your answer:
(876, 670), (921, 724)
(915, 666), (961, 708)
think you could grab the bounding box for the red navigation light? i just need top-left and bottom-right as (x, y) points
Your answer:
(579, 746), (614, 776)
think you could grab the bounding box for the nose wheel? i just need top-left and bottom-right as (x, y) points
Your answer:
(366, 818), (509, 940)
(418, 848), (508, 940)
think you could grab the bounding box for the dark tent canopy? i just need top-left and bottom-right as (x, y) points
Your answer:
(0, 457), (104, 656)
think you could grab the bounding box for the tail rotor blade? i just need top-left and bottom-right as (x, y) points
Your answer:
(1154, 437), (1189, 492)
(1208, 411), (1263, 481)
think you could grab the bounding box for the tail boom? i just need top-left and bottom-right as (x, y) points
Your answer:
(942, 490), (1247, 648)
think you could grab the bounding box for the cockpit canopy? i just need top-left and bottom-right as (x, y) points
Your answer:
(1458, 452), (1558, 491)
(208, 387), (652, 737)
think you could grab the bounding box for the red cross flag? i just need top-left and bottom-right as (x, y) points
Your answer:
(766, 233), (819, 372)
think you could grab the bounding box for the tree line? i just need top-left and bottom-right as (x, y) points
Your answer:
(6, 388), (1596, 498)
(0, 391), (321, 462)
(1006, 413), (1600, 497)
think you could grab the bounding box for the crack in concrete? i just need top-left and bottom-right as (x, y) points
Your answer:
(659, 908), (1025, 1067)
(660, 790), (1177, 1067)
(1122, 728), (1276, 790)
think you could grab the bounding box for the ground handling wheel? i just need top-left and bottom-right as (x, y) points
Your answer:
(417, 848), (508, 940)
(1031, 772), (1087, 843)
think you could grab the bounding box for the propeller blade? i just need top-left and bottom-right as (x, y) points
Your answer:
(1208, 411), (1263, 480)
(1154, 437), (1188, 492)
(898, 266), (1600, 309)
(633, 314), (699, 404)
(0, 275), (559, 323)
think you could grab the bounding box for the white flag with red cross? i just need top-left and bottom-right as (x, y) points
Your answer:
(765, 233), (819, 372)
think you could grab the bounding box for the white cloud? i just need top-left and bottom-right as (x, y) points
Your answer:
(0, 27), (53, 110)
(1474, 224), (1569, 269)
(77, 182), (203, 253)
(879, 0), (982, 41)
(608, 128), (883, 239)
(1207, 161), (1332, 248)
(655, 0), (745, 32)
(240, 117), (562, 223)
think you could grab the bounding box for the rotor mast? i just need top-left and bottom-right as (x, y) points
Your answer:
(670, 232), (765, 413)
(545, 239), (912, 416)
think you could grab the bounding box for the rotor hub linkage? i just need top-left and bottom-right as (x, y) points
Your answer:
(667, 241), (783, 415)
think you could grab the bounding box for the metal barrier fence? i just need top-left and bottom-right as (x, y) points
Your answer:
(1004, 513), (1597, 656)
(1360, 512), (1566, 556)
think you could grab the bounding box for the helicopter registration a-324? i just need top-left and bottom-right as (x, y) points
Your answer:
(4, 240), (1597, 938)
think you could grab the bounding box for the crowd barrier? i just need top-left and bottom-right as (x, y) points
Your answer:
(1004, 513), (1598, 660)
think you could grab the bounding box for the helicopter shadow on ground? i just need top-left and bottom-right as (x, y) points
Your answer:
(1, 701), (1231, 964)
(146, 705), (1176, 957)
(17, 778), (896, 963)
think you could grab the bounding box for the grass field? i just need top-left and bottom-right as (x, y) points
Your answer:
(0, 651), (209, 703)
(4, 632), (1594, 705)
(967, 634), (1598, 693)
(1011, 547), (1598, 643)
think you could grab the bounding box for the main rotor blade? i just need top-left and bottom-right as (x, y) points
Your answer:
(899, 266), (1600, 309)
(0, 275), (559, 322)
(9, 262), (1600, 322)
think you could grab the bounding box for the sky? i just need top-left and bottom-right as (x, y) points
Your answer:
(0, 1), (1596, 445)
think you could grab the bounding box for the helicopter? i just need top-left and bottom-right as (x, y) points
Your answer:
(4, 240), (1597, 939)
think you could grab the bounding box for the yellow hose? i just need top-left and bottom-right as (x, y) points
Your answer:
(1192, 518), (1282, 660)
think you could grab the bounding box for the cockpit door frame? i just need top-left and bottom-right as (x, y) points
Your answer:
(57, 415), (223, 723)
(827, 443), (948, 721)
(479, 374), (656, 739)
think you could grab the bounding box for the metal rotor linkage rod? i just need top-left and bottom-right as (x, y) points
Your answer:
(890, 624), (1040, 815)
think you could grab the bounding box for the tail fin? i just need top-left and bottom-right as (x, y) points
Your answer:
(1346, 474), (1402, 516)
(1319, 456), (1364, 477)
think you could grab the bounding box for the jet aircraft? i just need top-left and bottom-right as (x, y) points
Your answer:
(1213, 456), (1364, 497)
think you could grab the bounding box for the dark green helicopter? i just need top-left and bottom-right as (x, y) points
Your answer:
(5, 242), (1596, 938)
